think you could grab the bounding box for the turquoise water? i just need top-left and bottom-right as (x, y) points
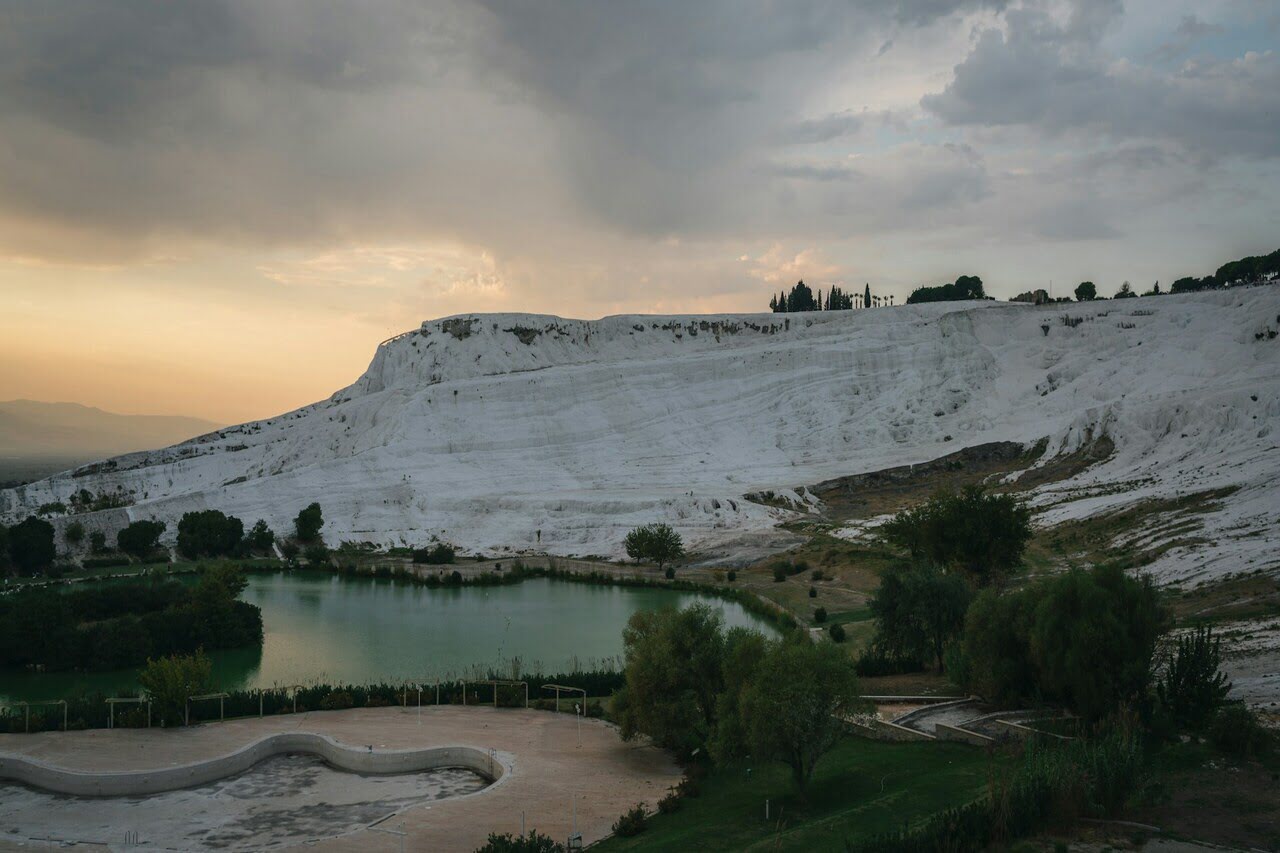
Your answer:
(0, 572), (776, 701)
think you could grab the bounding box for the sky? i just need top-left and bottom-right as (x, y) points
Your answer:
(1, 0), (1277, 424)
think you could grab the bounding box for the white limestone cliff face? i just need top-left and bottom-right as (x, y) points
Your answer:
(4, 288), (1278, 581)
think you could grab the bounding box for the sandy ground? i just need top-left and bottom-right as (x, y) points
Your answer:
(0, 705), (681, 852)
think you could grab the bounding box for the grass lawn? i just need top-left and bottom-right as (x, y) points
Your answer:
(596, 738), (1006, 852)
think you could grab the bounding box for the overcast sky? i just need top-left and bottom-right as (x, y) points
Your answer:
(1, 0), (1277, 422)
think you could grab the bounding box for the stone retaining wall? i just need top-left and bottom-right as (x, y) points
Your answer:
(0, 732), (509, 797)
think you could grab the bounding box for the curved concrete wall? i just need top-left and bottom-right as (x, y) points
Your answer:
(0, 732), (510, 798)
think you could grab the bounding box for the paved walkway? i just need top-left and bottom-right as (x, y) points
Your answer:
(0, 705), (680, 852)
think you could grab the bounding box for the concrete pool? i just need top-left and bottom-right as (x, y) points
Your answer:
(1, 754), (489, 850)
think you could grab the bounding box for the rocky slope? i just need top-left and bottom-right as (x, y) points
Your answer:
(3, 288), (1277, 581)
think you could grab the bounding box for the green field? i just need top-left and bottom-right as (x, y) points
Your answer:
(596, 738), (1006, 852)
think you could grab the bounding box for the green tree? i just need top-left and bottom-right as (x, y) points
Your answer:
(1114, 281), (1136, 299)
(868, 563), (971, 672)
(245, 519), (275, 552)
(304, 542), (330, 567)
(958, 585), (1042, 706)
(741, 640), (860, 792)
(623, 523), (685, 573)
(783, 280), (818, 312)
(7, 516), (55, 576)
(1075, 281), (1097, 301)
(613, 604), (730, 758)
(1030, 564), (1166, 720)
(176, 510), (244, 558)
(117, 519), (166, 558)
(64, 520), (85, 546)
(195, 562), (249, 599)
(959, 563), (1167, 719)
(89, 530), (108, 553)
(879, 486), (1032, 586)
(294, 502), (324, 542)
(138, 650), (213, 727)
(1157, 625), (1232, 732)
(709, 627), (770, 763)
(906, 275), (985, 304)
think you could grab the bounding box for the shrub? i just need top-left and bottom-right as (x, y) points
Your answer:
(449, 570), (464, 585)
(476, 831), (565, 853)
(772, 565), (787, 583)
(712, 569), (724, 582)
(790, 559), (809, 575)
(138, 651), (212, 727)
(1158, 625), (1232, 731)
(664, 567), (675, 580)
(727, 570), (736, 582)
(89, 530), (108, 553)
(64, 521), (85, 545)
(854, 650), (923, 676)
(305, 543), (330, 566)
(675, 774), (702, 798)
(811, 569), (825, 581)
(319, 691), (354, 711)
(813, 607), (828, 623)
(413, 543), (456, 564)
(808, 586), (817, 598)
(657, 792), (682, 814)
(829, 623), (847, 643)
(612, 805), (648, 837)
(1208, 703), (1274, 758)
(848, 722), (1144, 852)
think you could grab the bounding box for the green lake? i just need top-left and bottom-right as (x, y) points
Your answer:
(0, 572), (777, 702)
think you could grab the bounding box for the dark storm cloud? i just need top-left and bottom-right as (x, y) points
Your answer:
(921, 3), (1280, 160)
(0, 0), (1275, 271)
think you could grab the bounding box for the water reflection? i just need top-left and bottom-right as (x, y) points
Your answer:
(0, 573), (776, 701)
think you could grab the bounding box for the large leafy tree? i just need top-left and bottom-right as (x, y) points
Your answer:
(959, 563), (1167, 720)
(117, 519), (166, 558)
(294, 502), (324, 542)
(868, 563), (971, 672)
(957, 586), (1042, 706)
(879, 486), (1032, 586)
(7, 516), (55, 576)
(1075, 281), (1097, 301)
(623, 523), (685, 573)
(709, 627), (770, 764)
(1030, 564), (1166, 720)
(613, 604), (729, 758)
(740, 640), (860, 792)
(176, 510), (243, 558)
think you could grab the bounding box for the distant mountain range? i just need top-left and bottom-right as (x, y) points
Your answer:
(0, 400), (220, 484)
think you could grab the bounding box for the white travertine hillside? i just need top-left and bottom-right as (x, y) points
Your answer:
(3, 288), (1277, 582)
